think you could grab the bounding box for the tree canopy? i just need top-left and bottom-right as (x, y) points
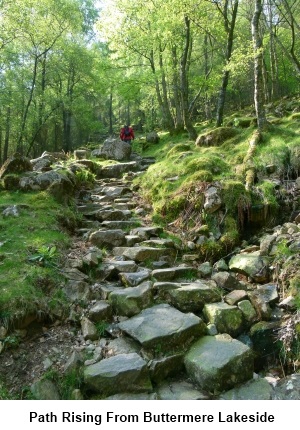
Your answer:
(0, 0), (299, 160)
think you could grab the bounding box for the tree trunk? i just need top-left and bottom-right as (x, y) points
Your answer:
(216, 0), (239, 127)
(251, 0), (268, 131)
(108, 90), (113, 135)
(180, 16), (197, 140)
(171, 46), (184, 133)
(4, 106), (11, 162)
(150, 50), (174, 133)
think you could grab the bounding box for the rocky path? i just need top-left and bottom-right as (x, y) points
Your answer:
(1, 156), (300, 400)
(55, 160), (298, 400)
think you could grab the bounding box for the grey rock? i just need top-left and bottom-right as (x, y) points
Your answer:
(109, 281), (153, 317)
(148, 354), (184, 383)
(119, 270), (151, 287)
(152, 266), (198, 282)
(229, 253), (269, 283)
(219, 378), (273, 400)
(237, 300), (257, 324)
(64, 351), (84, 374)
(104, 337), (141, 358)
(118, 304), (206, 352)
(272, 374), (300, 399)
(89, 229), (126, 249)
(212, 271), (244, 291)
(204, 186), (222, 213)
(88, 301), (113, 322)
(121, 247), (176, 263)
(203, 302), (244, 337)
(63, 280), (91, 302)
(225, 290), (248, 305)
(198, 262), (213, 277)
(84, 353), (152, 395)
(81, 317), (98, 341)
(157, 380), (209, 400)
(184, 334), (253, 393)
(167, 282), (222, 313)
(31, 379), (60, 400)
(92, 138), (132, 161)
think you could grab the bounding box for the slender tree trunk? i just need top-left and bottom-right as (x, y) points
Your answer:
(180, 16), (197, 140)
(251, 0), (268, 131)
(171, 46), (184, 133)
(150, 51), (174, 133)
(109, 90), (113, 135)
(17, 55), (39, 153)
(216, 0), (239, 127)
(4, 106), (11, 161)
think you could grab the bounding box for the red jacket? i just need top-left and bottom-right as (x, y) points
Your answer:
(120, 126), (134, 142)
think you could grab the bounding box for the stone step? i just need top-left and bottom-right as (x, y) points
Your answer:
(130, 226), (164, 239)
(108, 281), (153, 317)
(184, 334), (254, 393)
(112, 246), (176, 262)
(118, 303), (206, 352)
(151, 266), (198, 282)
(83, 353), (152, 396)
(154, 281), (223, 313)
(100, 220), (141, 230)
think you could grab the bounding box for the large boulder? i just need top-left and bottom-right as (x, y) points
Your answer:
(92, 138), (132, 161)
(146, 131), (160, 144)
(229, 253), (269, 283)
(118, 304), (206, 352)
(99, 161), (138, 178)
(184, 334), (254, 393)
(195, 127), (237, 147)
(0, 153), (32, 178)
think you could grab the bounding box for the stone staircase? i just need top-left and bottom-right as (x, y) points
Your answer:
(58, 164), (281, 400)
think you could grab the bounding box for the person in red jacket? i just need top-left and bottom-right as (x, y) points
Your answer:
(120, 125), (135, 144)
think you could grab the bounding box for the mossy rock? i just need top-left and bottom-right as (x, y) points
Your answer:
(184, 170), (213, 183)
(233, 117), (257, 128)
(186, 156), (229, 175)
(0, 153), (33, 179)
(3, 174), (21, 190)
(168, 143), (191, 157)
(195, 127), (237, 147)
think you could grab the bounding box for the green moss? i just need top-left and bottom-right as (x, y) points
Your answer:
(222, 181), (251, 223)
(0, 190), (71, 326)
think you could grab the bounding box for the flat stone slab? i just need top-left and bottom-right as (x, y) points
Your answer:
(119, 270), (151, 287)
(84, 353), (152, 396)
(100, 220), (141, 230)
(104, 260), (138, 273)
(184, 334), (254, 393)
(151, 266), (198, 282)
(118, 304), (206, 352)
(120, 247), (176, 263)
(219, 378), (273, 400)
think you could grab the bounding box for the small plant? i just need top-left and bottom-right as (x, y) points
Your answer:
(75, 170), (96, 187)
(3, 335), (20, 349)
(95, 321), (109, 337)
(28, 245), (58, 268)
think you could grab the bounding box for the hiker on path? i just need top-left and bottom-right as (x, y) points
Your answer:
(120, 125), (135, 144)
